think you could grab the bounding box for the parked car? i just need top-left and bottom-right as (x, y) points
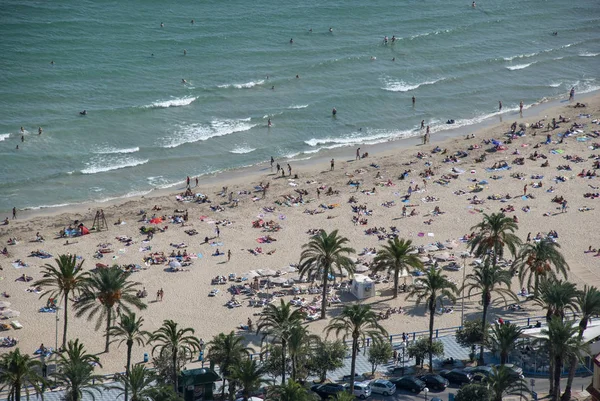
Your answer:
(389, 376), (426, 393)
(464, 366), (493, 382)
(439, 369), (474, 386)
(344, 382), (372, 399)
(418, 374), (449, 391)
(369, 379), (396, 396)
(492, 364), (524, 379)
(311, 383), (346, 399)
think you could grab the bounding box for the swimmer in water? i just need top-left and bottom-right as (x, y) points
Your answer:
(332, 107), (337, 116)
(329, 27), (333, 33)
(309, 28), (312, 33)
(183, 49), (187, 55)
(20, 127), (24, 133)
(191, 19), (194, 24)
(296, 74), (299, 78)
(182, 79), (187, 84)
(268, 119), (272, 127)
(271, 86), (275, 90)
(160, 22), (164, 27)
(391, 35), (396, 42)
(384, 36), (388, 44)
(50, 60), (54, 65)
(370, 56), (376, 61)
(290, 38), (293, 44)
(80, 110), (87, 115)
(392, 57), (395, 61)
(38, 127), (43, 135)
(472, 1), (476, 7)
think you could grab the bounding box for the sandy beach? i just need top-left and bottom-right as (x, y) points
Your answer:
(1, 92), (599, 373)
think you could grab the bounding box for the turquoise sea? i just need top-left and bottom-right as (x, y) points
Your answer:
(0, 0), (599, 213)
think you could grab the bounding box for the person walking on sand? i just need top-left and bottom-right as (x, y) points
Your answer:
(227, 249), (231, 262)
(561, 199), (568, 213)
(421, 120), (425, 129)
(12, 207), (16, 220)
(215, 226), (220, 238)
(186, 176), (190, 187)
(523, 184), (528, 196)
(270, 156), (274, 170)
(195, 177), (198, 187)
(156, 290), (161, 301)
(330, 158), (335, 171)
(569, 87), (575, 102)
(276, 163), (281, 174)
(356, 148), (361, 160)
(519, 101), (524, 115)
(159, 288), (164, 301)
(287, 163), (292, 176)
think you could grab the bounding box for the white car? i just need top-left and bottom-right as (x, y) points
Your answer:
(369, 379), (396, 396)
(344, 382), (371, 399)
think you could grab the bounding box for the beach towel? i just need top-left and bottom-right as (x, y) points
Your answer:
(11, 263), (28, 269)
(418, 232), (425, 237)
(577, 137), (589, 142)
(485, 166), (511, 172)
(197, 253), (203, 259)
(210, 242), (224, 247)
(550, 149), (565, 154)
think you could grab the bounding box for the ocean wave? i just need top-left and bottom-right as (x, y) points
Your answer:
(96, 189), (153, 204)
(503, 52), (537, 61)
(94, 146), (140, 154)
(579, 52), (599, 57)
(0, 134), (10, 142)
(218, 80), (265, 89)
(506, 62), (535, 71)
(288, 104), (309, 109)
(381, 77), (445, 92)
(143, 97), (197, 109)
(306, 128), (417, 149)
(163, 118), (255, 149)
(409, 28), (452, 40)
(549, 82), (562, 88)
(81, 158), (149, 174)
(230, 146), (256, 154)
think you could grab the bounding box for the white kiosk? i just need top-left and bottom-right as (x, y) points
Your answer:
(350, 274), (376, 300)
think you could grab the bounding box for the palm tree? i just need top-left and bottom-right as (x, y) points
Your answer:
(74, 266), (146, 352)
(207, 331), (252, 400)
(536, 317), (588, 401)
(0, 348), (46, 401)
(150, 320), (201, 393)
(53, 339), (104, 401)
(256, 299), (305, 384)
(469, 213), (521, 267)
(484, 365), (530, 401)
(229, 359), (270, 401)
(287, 324), (319, 381)
(562, 285), (600, 400)
(488, 322), (523, 364)
(109, 312), (150, 401)
(515, 239), (569, 295)
(534, 279), (579, 322)
(268, 379), (312, 401)
(108, 365), (164, 401)
(34, 254), (89, 349)
(462, 261), (517, 365)
(325, 304), (387, 394)
(371, 238), (423, 298)
(406, 268), (457, 372)
(298, 229), (355, 319)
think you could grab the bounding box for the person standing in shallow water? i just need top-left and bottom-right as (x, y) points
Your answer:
(498, 100), (502, 111)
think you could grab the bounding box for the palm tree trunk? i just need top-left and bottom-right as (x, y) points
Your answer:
(553, 356), (562, 401)
(428, 300), (435, 373)
(172, 348), (179, 393)
(281, 339), (287, 385)
(125, 341), (132, 401)
(479, 296), (490, 365)
(62, 290), (69, 349)
(500, 351), (507, 365)
(104, 307), (113, 353)
(221, 377), (226, 400)
(320, 268), (329, 319)
(562, 323), (587, 401)
(15, 379), (21, 401)
(393, 268), (399, 299)
(291, 354), (296, 382)
(350, 337), (358, 394)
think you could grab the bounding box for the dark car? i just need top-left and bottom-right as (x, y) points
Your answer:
(418, 374), (450, 391)
(492, 364), (524, 379)
(463, 366), (493, 382)
(439, 369), (474, 386)
(389, 376), (426, 393)
(311, 383), (346, 399)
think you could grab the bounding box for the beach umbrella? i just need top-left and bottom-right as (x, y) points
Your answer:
(269, 277), (287, 285)
(355, 264), (370, 273)
(418, 255), (430, 263)
(169, 260), (182, 269)
(1, 309), (20, 318)
(243, 271), (260, 280)
(435, 252), (451, 261)
(425, 244), (439, 252)
(0, 301), (11, 309)
(258, 269), (277, 277)
(278, 265), (297, 273)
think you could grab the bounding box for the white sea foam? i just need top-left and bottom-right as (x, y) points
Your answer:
(503, 52), (537, 61)
(218, 80), (265, 89)
(230, 146), (256, 154)
(549, 82), (562, 88)
(163, 118), (256, 149)
(579, 52), (599, 57)
(305, 128), (416, 149)
(288, 104), (309, 109)
(381, 77), (444, 92)
(0, 134), (10, 142)
(143, 97), (197, 109)
(95, 146), (140, 154)
(81, 158), (149, 174)
(506, 62), (535, 71)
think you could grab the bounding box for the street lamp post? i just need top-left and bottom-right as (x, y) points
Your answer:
(424, 387), (429, 401)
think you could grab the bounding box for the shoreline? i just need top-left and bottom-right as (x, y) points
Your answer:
(9, 89), (598, 223)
